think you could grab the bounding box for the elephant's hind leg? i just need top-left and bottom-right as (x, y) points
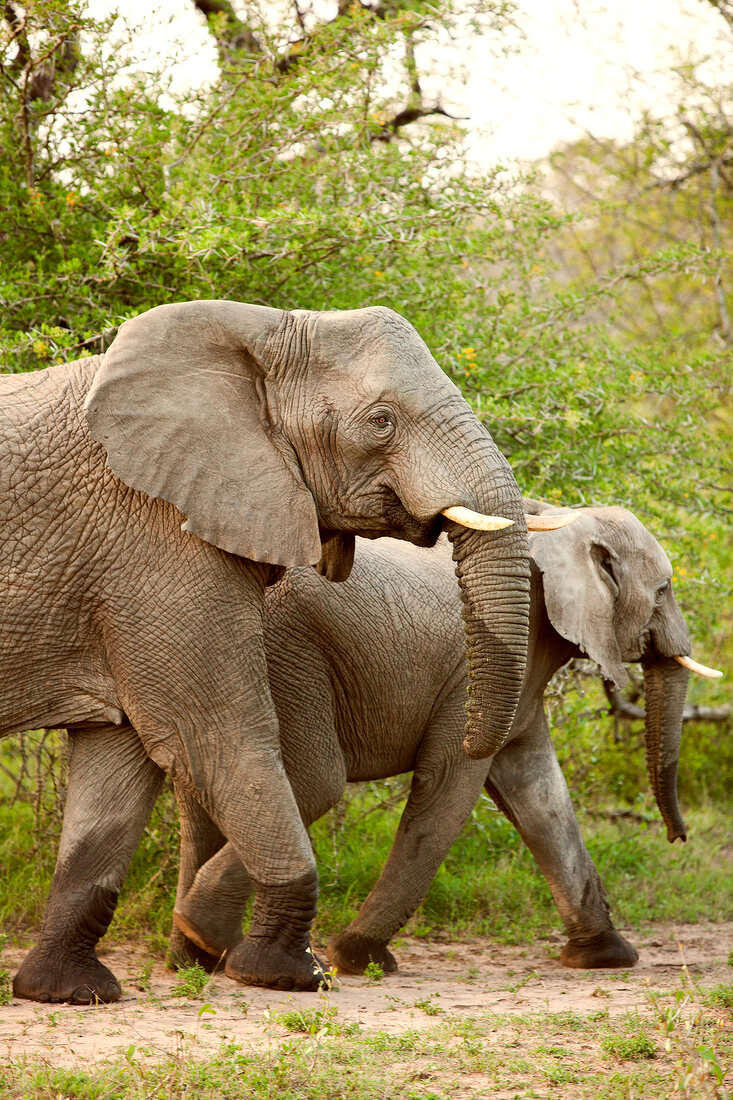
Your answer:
(168, 784), (239, 971)
(485, 727), (639, 970)
(13, 723), (163, 1004)
(328, 695), (486, 975)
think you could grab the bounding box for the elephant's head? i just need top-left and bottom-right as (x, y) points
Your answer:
(84, 300), (531, 759)
(527, 500), (721, 843)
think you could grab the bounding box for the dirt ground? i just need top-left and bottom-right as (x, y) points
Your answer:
(1, 921), (731, 1069)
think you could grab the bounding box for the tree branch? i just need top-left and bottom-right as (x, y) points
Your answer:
(372, 102), (466, 142)
(3, 1), (30, 73)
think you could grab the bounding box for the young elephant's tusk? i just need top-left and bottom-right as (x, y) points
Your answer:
(525, 513), (578, 531)
(673, 654), (723, 679)
(442, 506), (515, 531)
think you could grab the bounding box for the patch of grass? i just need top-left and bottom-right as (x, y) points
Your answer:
(170, 962), (211, 999)
(2, 974), (732, 1100)
(602, 1033), (657, 1060)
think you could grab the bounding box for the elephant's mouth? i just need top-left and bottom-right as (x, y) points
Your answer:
(339, 486), (445, 546)
(637, 635), (721, 678)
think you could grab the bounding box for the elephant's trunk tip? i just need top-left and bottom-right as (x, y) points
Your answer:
(668, 824), (688, 844)
(462, 734), (494, 761)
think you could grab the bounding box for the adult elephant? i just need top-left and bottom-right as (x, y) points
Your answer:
(171, 502), (720, 975)
(2, 300), (533, 1002)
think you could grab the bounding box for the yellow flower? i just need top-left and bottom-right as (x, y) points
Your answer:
(65, 192), (77, 206)
(33, 340), (50, 358)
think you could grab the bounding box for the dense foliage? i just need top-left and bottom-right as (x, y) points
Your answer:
(0, 0), (730, 945)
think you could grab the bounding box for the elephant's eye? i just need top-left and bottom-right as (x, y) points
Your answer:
(369, 411), (396, 436)
(655, 581), (670, 603)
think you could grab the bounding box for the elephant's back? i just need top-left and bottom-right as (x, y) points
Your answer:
(267, 536), (462, 663)
(0, 357), (102, 464)
(0, 358), (107, 523)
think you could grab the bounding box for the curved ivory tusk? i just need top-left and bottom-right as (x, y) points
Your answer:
(442, 506), (514, 531)
(673, 655), (723, 679)
(525, 513), (578, 531)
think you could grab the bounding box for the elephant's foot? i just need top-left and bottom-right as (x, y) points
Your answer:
(167, 923), (223, 974)
(172, 898), (243, 961)
(561, 930), (639, 970)
(225, 937), (328, 991)
(326, 930), (398, 976)
(222, 870), (324, 990)
(13, 945), (121, 1004)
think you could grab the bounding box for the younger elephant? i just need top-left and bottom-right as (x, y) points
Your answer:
(172, 502), (718, 974)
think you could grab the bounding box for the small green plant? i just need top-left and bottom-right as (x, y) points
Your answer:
(0, 967), (11, 1006)
(273, 1004), (359, 1037)
(171, 963), (211, 999)
(414, 993), (443, 1016)
(133, 958), (154, 993)
(703, 983), (733, 1011)
(0, 933), (9, 1006)
(602, 1033), (656, 1060)
(364, 960), (384, 984)
(504, 969), (540, 993)
(545, 1064), (579, 1085)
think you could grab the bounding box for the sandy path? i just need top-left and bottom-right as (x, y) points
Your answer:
(1, 921), (731, 1067)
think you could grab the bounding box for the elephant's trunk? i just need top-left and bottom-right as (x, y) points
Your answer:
(642, 656), (689, 843)
(448, 493), (530, 760)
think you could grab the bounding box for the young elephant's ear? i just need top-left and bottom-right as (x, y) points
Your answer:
(84, 300), (322, 568)
(530, 510), (628, 689)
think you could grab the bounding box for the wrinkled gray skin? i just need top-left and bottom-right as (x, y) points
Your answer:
(169, 501), (692, 976)
(1, 301), (531, 1003)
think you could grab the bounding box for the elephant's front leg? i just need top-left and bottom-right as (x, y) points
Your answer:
(169, 787), (252, 969)
(13, 723), (164, 1004)
(485, 721), (638, 969)
(179, 729), (324, 992)
(109, 563), (326, 992)
(328, 698), (487, 975)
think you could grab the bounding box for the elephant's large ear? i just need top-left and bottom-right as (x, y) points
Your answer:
(529, 507), (628, 689)
(84, 300), (322, 567)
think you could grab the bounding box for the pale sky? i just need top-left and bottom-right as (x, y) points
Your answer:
(98, 0), (732, 167)
(418, 0), (730, 165)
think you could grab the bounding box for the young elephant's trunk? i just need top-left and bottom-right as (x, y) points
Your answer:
(448, 493), (530, 759)
(642, 656), (690, 842)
